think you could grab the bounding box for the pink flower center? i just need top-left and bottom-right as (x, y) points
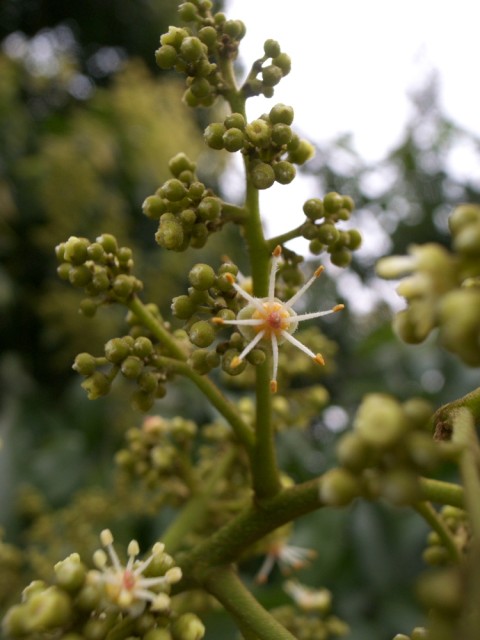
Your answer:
(123, 570), (136, 590)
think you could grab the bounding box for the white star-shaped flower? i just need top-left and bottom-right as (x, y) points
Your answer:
(88, 529), (182, 616)
(213, 246), (344, 392)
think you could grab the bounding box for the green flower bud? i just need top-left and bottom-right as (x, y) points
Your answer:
(354, 394), (409, 449)
(169, 152), (196, 177)
(189, 263), (216, 290)
(91, 268), (110, 292)
(155, 44), (177, 69)
(224, 19), (245, 39)
(317, 223), (340, 245)
(104, 337), (131, 363)
(402, 397), (433, 429)
(137, 370), (158, 393)
(145, 629), (173, 640)
(204, 122), (226, 149)
(448, 203), (480, 235)
(309, 239), (325, 255)
(160, 26), (189, 48)
(189, 77), (211, 98)
(57, 262), (71, 280)
(262, 64), (283, 87)
(224, 112), (245, 130)
(180, 208), (197, 227)
(79, 298), (98, 317)
(171, 295), (196, 319)
(112, 274), (137, 299)
(246, 348), (266, 365)
(161, 179), (187, 202)
(250, 162), (275, 190)
(303, 198), (324, 220)
(81, 372), (111, 399)
(178, 2), (197, 22)
(323, 192), (343, 214)
(422, 545), (450, 566)
(345, 229), (362, 250)
(269, 103), (294, 125)
(342, 195), (355, 212)
(330, 247), (352, 268)
(273, 160), (296, 185)
(273, 52), (292, 75)
(438, 288), (480, 365)
(171, 613), (205, 640)
(54, 553), (86, 591)
(198, 26), (217, 50)
(24, 586), (72, 632)
(288, 139), (315, 165)
(180, 36), (205, 62)
(190, 349), (211, 374)
(190, 223), (208, 248)
(381, 468), (420, 506)
(64, 236), (90, 264)
(264, 38), (281, 58)
(133, 337), (154, 358)
(69, 265), (92, 288)
(188, 181), (205, 201)
(73, 352), (97, 376)
(121, 355), (144, 379)
(131, 389), (155, 412)
(189, 320), (215, 347)
(222, 349), (247, 375)
(245, 119), (271, 147)
(197, 196), (222, 221)
(142, 195), (167, 220)
(319, 468), (359, 506)
(336, 431), (371, 472)
(416, 568), (462, 615)
(156, 219), (185, 251)
(223, 127), (245, 152)
(2, 604), (28, 637)
(271, 122), (293, 146)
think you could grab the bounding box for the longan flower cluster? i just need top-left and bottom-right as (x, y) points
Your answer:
(73, 333), (169, 411)
(2, 531), (205, 640)
(320, 395), (458, 508)
(423, 506), (469, 567)
(155, 1), (246, 107)
(116, 415), (198, 505)
(56, 234), (143, 316)
(301, 193), (361, 267)
(377, 204), (480, 365)
(204, 104), (314, 190)
(242, 38), (292, 99)
(142, 153), (224, 252)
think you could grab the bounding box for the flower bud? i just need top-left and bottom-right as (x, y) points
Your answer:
(96, 233), (118, 255)
(169, 152), (196, 177)
(180, 36), (205, 62)
(222, 127), (245, 152)
(64, 236), (89, 264)
(273, 161), (296, 185)
(24, 586), (72, 632)
(271, 122), (293, 146)
(250, 162), (275, 190)
(156, 219), (185, 251)
(288, 139), (315, 165)
(197, 196), (221, 221)
(155, 45), (178, 69)
(54, 553), (86, 591)
(204, 122), (226, 149)
(319, 468), (359, 506)
(330, 247), (352, 268)
(198, 26), (217, 50)
(121, 355), (144, 379)
(144, 629), (173, 640)
(224, 112), (245, 130)
(131, 389), (155, 412)
(69, 265), (92, 288)
(73, 353), (97, 376)
(105, 337), (131, 364)
(273, 52), (291, 75)
(262, 64), (283, 87)
(303, 198), (324, 220)
(448, 203), (480, 235)
(245, 119), (271, 148)
(171, 613), (206, 640)
(189, 263), (216, 290)
(143, 195), (168, 220)
(189, 320), (216, 347)
(336, 432), (371, 472)
(171, 295), (196, 319)
(354, 394), (408, 448)
(269, 103), (294, 125)
(81, 372), (111, 399)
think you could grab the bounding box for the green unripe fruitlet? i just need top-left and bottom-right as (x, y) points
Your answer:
(189, 263), (216, 290)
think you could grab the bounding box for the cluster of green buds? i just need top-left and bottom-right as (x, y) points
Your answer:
(261, 580), (349, 640)
(320, 395), (458, 508)
(56, 234), (142, 316)
(143, 153), (225, 251)
(242, 38), (292, 99)
(301, 193), (361, 267)
(73, 333), (169, 411)
(377, 204), (480, 365)
(2, 530), (205, 640)
(423, 506), (469, 566)
(155, 1), (246, 107)
(205, 104), (313, 190)
(116, 415), (197, 503)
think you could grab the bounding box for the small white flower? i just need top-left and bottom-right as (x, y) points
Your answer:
(88, 529), (181, 616)
(213, 245), (344, 392)
(283, 579), (332, 613)
(255, 539), (317, 584)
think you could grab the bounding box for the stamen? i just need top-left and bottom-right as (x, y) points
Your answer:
(270, 333), (279, 393)
(269, 246), (283, 300)
(232, 330), (265, 367)
(285, 265), (325, 307)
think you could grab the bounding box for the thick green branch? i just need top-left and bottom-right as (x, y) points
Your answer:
(203, 566), (295, 640)
(418, 477), (464, 508)
(266, 224), (305, 251)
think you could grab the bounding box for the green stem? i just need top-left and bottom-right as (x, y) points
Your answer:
(203, 566), (296, 640)
(154, 356), (254, 451)
(266, 224), (305, 251)
(418, 477), (464, 508)
(127, 295), (187, 361)
(451, 408), (480, 539)
(222, 201), (248, 223)
(434, 386), (480, 439)
(161, 448), (236, 554)
(414, 501), (462, 563)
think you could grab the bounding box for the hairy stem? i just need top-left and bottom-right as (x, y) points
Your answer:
(203, 566), (296, 640)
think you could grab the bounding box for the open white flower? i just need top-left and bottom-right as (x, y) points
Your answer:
(88, 529), (182, 616)
(213, 245), (344, 392)
(255, 539), (317, 584)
